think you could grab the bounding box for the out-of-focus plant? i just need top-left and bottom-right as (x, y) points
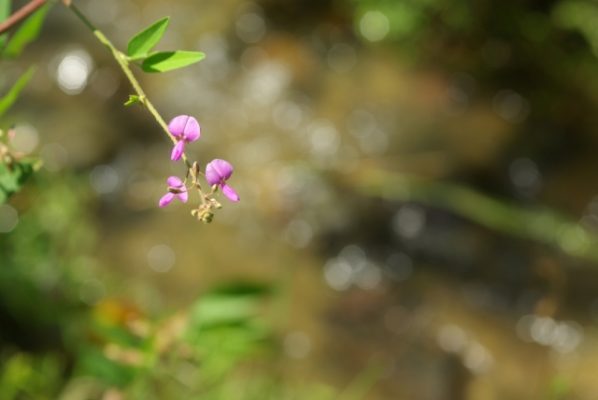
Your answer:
(350, 0), (598, 129)
(0, 171), (93, 398)
(0, 0), (47, 204)
(340, 0), (598, 264)
(65, 282), (278, 399)
(553, 0), (598, 58)
(0, 170), (337, 398)
(0, 126), (38, 204)
(1, 1), (48, 58)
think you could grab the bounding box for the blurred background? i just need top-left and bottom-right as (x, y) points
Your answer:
(2, 0), (598, 398)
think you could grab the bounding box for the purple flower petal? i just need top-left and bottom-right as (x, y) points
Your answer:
(182, 117), (200, 142)
(177, 191), (189, 203)
(168, 115), (189, 138)
(205, 159), (233, 185)
(167, 176), (184, 188)
(159, 192), (175, 207)
(221, 184), (240, 202)
(168, 115), (201, 142)
(205, 168), (220, 185)
(171, 140), (185, 161)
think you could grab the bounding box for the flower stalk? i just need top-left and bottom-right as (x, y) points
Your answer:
(63, 1), (238, 222)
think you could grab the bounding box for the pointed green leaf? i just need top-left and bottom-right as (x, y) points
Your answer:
(0, 0), (10, 47)
(0, 67), (35, 118)
(3, 4), (50, 58)
(126, 17), (169, 60)
(141, 51), (205, 73)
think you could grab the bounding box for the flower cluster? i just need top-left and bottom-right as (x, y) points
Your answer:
(159, 115), (239, 223)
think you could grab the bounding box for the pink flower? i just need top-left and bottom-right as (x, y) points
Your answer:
(158, 176), (188, 207)
(168, 115), (200, 161)
(205, 159), (240, 202)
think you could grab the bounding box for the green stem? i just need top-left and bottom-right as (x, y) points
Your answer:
(352, 169), (598, 264)
(65, 2), (192, 169)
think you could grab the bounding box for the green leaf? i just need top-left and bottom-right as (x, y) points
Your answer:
(124, 94), (141, 106)
(207, 282), (272, 297)
(0, 67), (36, 118)
(0, 158), (37, 204)
(191, 296), (260, 328)
(78, 348), (138, 388)
(126, 17), (169, 60)
(141, 51), (205, 73)
(3, 4), (49, 58)
(0, 0), (10, 48)
(188, 282), (271, 330)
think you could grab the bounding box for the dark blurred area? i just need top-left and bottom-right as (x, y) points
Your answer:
(2, 0), (598, 398)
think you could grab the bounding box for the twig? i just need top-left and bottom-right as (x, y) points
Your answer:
(0, 0), (47, 35)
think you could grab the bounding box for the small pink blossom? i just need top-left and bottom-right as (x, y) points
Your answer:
(168, 115), (200, 161)
(158, 176), (188, 207)
(205, 159), (240, 202)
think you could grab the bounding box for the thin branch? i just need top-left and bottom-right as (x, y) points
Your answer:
(0, 0), (47, 35)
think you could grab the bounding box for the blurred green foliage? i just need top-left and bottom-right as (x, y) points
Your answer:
(2, 4), (49, 58)
(553, 0), (598, 57)
(351, 0), (598, 72)
(0, 172), (340, 399)
(0, 353), (63, 400)
(0, 156), (36, 204)
(0, 1), (49, 205)
(351, 0), (598, 121)
(0, 66), (35, 118)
